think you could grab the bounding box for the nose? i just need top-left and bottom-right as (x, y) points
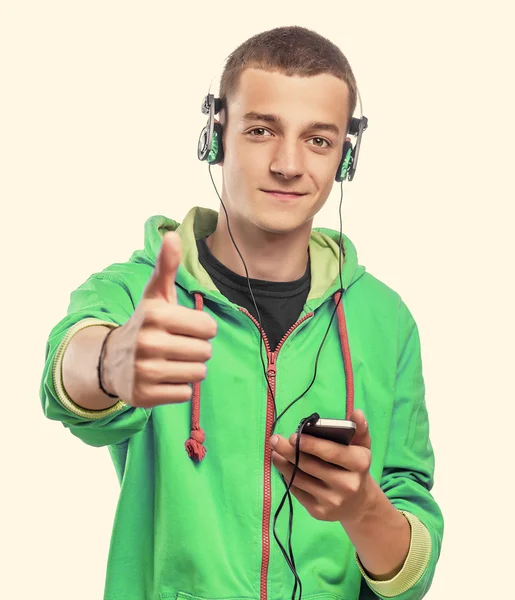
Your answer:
(269, 137), (304, 180)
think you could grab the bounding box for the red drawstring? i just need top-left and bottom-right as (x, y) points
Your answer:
(185, 293), (207, 462)
(334, 291), (355, 420)
(185, 290), (354, 462)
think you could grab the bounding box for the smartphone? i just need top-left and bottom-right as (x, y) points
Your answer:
(302, 418), (356, 445)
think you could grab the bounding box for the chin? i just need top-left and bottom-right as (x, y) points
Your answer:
(251, 210), (310, 235)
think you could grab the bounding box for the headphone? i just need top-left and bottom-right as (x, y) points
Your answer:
(197, 92), (368, 181)
(197, 80), (368, 600)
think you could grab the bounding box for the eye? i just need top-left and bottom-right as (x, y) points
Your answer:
(308, 137), (331, 149)
(248, 127), (272, 137)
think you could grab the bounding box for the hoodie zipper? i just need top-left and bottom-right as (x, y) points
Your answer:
(239, 308), (313, 600)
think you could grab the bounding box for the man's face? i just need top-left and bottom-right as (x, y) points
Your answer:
(219, 67), (350, 235)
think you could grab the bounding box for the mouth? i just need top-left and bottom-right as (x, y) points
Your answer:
(261, 189), (307, 200)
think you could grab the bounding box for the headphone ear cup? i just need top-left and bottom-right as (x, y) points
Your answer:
(335, 140), (353, 182)
(197, 125), (209, 161)
(207, 121), (224, 165)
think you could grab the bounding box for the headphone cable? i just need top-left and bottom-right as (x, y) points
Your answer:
(208, 165), (346, 600)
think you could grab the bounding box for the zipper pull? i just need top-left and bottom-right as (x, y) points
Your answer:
(267, 351), (277, 378)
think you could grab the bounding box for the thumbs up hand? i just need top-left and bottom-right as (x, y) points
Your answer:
(101, 232), (218, 407)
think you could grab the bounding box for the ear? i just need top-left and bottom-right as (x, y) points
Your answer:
(217, 105), (227, 124)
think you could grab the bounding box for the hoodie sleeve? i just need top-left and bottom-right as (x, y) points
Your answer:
(359, 299), (444, 599)
(40, 270), (152, 448)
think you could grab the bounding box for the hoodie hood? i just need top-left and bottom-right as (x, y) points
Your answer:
(134, 206), (366, 310)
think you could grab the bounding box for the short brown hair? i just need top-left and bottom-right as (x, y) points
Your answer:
(219, 26), (358, 133)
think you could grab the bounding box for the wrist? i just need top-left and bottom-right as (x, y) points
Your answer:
(99, 326), (121, 398)
(341, 478), (411, 581)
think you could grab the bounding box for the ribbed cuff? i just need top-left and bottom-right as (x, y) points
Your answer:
(52, 318), (128, 420)
(356, 510), (431, 597)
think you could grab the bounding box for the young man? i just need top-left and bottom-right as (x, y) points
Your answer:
(40, 26), (443, 600)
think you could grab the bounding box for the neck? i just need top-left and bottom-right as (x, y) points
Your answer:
(205, 205), (311, 282)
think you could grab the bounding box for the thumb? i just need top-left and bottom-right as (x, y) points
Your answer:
(143, 231), (182, 303)
(349, 409), (372, 450)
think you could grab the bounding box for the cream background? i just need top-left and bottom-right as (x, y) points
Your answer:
(1, 1), (513, 598)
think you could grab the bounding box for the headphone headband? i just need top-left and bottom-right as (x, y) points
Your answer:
(201, 94), (222, 116)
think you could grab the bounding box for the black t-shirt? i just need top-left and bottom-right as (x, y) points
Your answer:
(196, 237), (311, 352)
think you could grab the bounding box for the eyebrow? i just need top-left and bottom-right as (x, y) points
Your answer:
(242, 111), (340, 137)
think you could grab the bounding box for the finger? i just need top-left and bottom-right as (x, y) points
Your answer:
(288, 485), (335, 522)
(349, 409), (372, 450)
(139, 359), (208, 384)
(280, 433), (371, 475)
(288, 484), (319, 512)
(137, 330), (213, 362)
(143, 231), (182, 303)
(272, 451), (329, 497)
(143, 304), (218, 340)
(274, 435), (341, 481)
(133, 383), (193, 407)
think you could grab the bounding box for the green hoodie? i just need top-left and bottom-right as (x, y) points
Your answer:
(40, 206), (443, 600)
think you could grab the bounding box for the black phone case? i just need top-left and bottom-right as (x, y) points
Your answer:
(302, 424), (355, 445)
